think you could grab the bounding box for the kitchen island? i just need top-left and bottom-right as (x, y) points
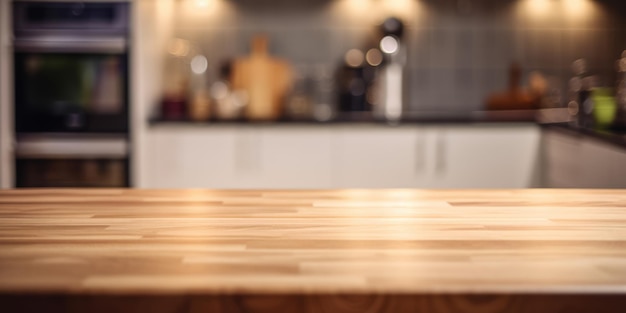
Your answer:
(1, 189), (625, 312)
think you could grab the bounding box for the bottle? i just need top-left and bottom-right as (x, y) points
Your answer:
(212, 61), (247, 120)
(613, 51), (626, 130)
(161, 80), (188, 120)
(569, 59), (595, 128)
(189, 89), (211, 121)
(188, 54), (211, 121)
(312, 64), (336, 122)
(374, 17), (406, 122)
(338, 49), (368, 114)
(285, 65), (313, 120)
(161, 39), (191, 120)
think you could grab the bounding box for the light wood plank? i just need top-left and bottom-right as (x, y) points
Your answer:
(1, 189), (626, 312)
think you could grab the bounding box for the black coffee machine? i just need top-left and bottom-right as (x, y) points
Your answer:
(337, 17), (405, 114)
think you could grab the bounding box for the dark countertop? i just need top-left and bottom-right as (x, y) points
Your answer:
(149, 109), (626, 150)
(149, 110), (539, 126)
(542, 122), (626, 150)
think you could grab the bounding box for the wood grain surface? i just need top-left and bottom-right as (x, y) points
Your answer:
(1, 189), (626, 312)
(231, 35), (292, 121)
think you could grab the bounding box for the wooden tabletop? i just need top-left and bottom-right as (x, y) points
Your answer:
(1, 189), (626, 313)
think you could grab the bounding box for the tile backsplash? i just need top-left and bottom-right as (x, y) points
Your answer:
(163, 0), (626, 112)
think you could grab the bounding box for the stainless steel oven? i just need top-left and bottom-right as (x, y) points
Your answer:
(15, 134), (129, 188)
(12, 2), (131, 187)
(13, 1), (130, 133)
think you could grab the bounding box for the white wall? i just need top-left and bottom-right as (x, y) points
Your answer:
(0, 0), (13, 189)
(131, 0), (176, 187)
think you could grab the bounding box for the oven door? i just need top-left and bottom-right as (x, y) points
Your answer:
(16, 158), (128, 188)
(13, 2), (129, 37)
(15, 135), (129, 188)
(14, 39), (128, 133)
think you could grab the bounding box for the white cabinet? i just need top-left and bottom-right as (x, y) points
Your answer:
(329, 125), (542, 188)
(579, 137), (626, 188)
(331, 126), (426, 188)
(245, 128), (333, 189)
(543, 129), (626, 188)
(543, 129), (584, 188)
(144, 124), (542, 189)
(433, 125), (542, 188)
(147, 126), (333, 189)
(579, 140), (615, 188)
(610, 148), (626, 187)
(147, 127), (238, 188)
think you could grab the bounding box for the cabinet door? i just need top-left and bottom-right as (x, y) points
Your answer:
(250, 127), (332, 189)
(435, 125), (542, 188)
(149, 128), (237, 188)
(542, 130), (626, 189)
(609, 147), (626, 188)
(542, 129), (584, 188)
(147, 127), (332, 189)
(332, 126), (426, 188)
(580, 139), (626, 188)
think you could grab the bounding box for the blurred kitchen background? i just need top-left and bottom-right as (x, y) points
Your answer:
(156, 0), (626, 113)
(1, 0), (626, 189)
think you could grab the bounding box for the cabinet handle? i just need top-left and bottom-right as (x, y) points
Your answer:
(435, 131), (446, 175)
(235, 132), (250, 171)
(235, 131), (261, 172)
(415, 133), (425, 174)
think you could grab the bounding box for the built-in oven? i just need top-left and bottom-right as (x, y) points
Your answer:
(12, 2), (131, 187)
(15, 134), (129, 188)
(13, 1), (130, 133)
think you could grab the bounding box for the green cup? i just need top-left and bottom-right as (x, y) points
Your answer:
(592, 88), (616, 127)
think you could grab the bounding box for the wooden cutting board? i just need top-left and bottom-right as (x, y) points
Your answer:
(486, 63), (541, 111)
(231, 35), (292, 120)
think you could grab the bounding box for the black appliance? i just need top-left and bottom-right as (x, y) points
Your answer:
(12, 1), (131, 187)
(13, 1), (130, 133)
(15, 134), (129, 188)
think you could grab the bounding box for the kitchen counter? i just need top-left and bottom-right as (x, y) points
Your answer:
(149, 109), (626, 153)
(542, 122), (626, 150)
(1, 189), (626, 312)
(149, 110), (540, 126)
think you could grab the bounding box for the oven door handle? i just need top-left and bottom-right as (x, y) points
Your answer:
(14, 37), (127, 53)
(15, 138), (128, 159)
